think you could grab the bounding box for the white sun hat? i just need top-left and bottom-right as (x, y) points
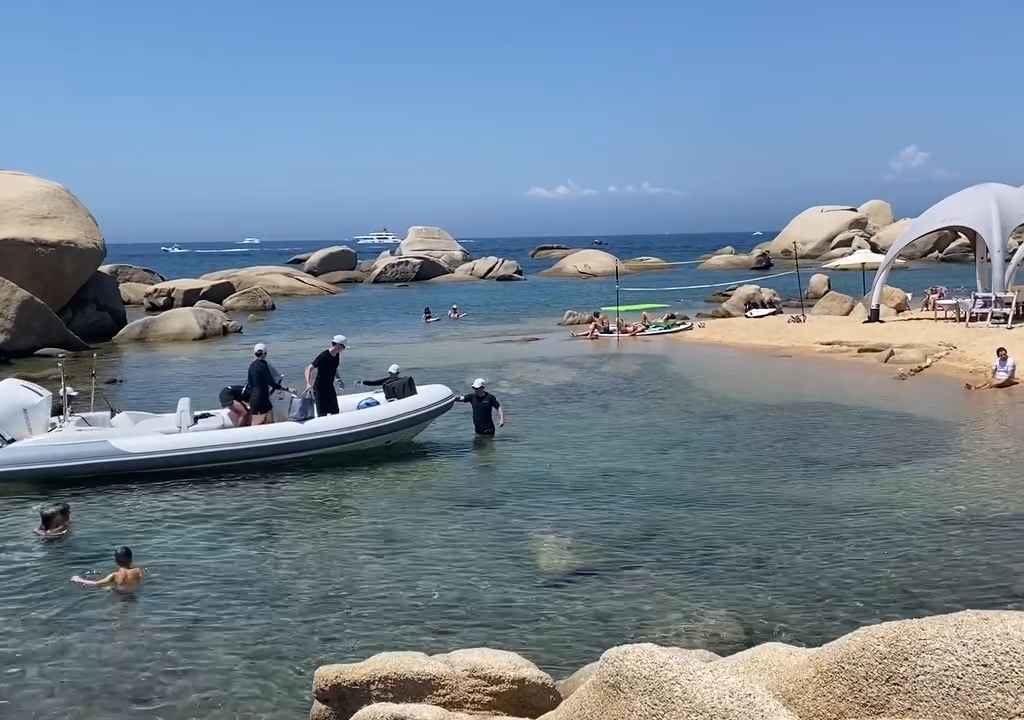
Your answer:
(471, 377), (486, 389)
(332, 334), (347, 346)
(388, 364), (400, 374)
(253, 342), (267, 355)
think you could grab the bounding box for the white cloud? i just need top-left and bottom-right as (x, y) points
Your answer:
(525, 179), (598, 199)
(884, 145), (956, 182)
(527, 179), (685, 199)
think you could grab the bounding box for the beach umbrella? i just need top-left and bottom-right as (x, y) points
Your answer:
(823, 249), (908, 295)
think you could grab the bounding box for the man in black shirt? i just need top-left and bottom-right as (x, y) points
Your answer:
(304, 334), (346, 416)
(455, 378), (504, 435)
(247, 343), (285, 425)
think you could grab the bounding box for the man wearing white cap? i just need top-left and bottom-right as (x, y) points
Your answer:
(455, 378), (504, 435)
(361, 363), (417, 400)
(305, 335), (346, 416)
(247, 342), (285, 425)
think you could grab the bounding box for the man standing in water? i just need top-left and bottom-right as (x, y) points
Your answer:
(455, 378), (504, 435)
(305, 335), (346, 416)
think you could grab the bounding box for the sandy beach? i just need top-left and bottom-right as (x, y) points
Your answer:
(679, 311), (1022, 385)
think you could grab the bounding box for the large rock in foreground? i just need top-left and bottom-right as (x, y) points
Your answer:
(200, 266), (338, 296)
(810, 290), (856, 316)
(540, 643), (795, 720)
(348, 703), (526, 720)
(312, 648), (560, 720)
(456, 257), (524, 281)
(0, 276), (89, 356)
(223, 286), (275, 312)
(113, 307), (241, 343)
(143, 278), (237, 311)
(769, 206), (867, 259)
(99, 263), (166, 285)
(0, 171), (106, 309)
(58, 270), (127, 341)
(368, 256), (451, 283)
(857, 199), (894, 229)
(304, 246), (358, 276)
(398, 227), (471, 270)
(539, 250), (623, 278)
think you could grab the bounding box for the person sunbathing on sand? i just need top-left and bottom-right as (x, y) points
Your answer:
(72, 546), (144, 590)
(966, 347), (1017, 389)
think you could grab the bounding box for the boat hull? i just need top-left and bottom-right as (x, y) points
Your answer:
(0, 386), (455, 482)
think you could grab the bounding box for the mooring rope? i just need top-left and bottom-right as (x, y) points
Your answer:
(619, 269), (797, 292)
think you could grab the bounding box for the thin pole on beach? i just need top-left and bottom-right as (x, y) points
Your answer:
(793, 242), (806, 317)
(860, 264), (867, 296)
(615, 262), (621, 344)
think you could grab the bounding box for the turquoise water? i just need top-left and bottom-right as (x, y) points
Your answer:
(2, 236), (1021, 719)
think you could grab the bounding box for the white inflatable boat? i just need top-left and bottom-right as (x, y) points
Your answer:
(0, 378), (455, 482)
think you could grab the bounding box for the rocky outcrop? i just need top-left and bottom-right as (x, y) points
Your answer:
(99, 263), (166, 285)
(699, 254), (757, 270)
(899, 229), (958, 260)
(541, 643), (795, 720)
(312, 648), (561, 720)
(223, 286), (275, 312)
(559, 310), (595, 326)
(119, 282), (150, 306)
(829, 229), (874, 250)
(806, 273), (831, 300)
(529, 244), (576, 260)
(398, 227), (471, 270)
(0, 276), (89, 356)
(939, 234), (974, 262)
(58, 270), (127, 341)
(0, 171), (106, 310)
(456, 257), (524, 281)
(319, 270), (367, 284)
(556, 662), (599, 700)
(768, 206), (867, 259)
(287, 251), (313, 265)
(621, 256), (674, 271)
(870, 218), (912, 251)
(809, 290), (856, 316)
(368, 256), (451, 283)
(200, 266), (338, 296)
(193, 300), (225, 311)
(817, 247), (854, 261)
(539, 250), (624, 278)
(113, 307), (241, 343)
(706, 245), (736, 257)
(873, 284), (911, 313)
(857, 199), (894, 229)
(304, 246), (358, 276)
(143, 278), (237, 311)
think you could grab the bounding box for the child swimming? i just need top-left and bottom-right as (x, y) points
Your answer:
(71, 546), (144, 590)
(35, 502), (71, 538)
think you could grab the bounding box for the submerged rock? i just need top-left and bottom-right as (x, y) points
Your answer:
(114, 307), (240, 343)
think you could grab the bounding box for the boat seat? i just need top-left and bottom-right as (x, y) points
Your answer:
(175, 397), (193, 432)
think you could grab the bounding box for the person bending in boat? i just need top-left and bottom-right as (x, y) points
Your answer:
(361, 364), (417, 400)
(455, 378), (504, 435)
(219, 384), (251, 426)
(305, 334), (346, 416)
(246, 343), (285, 425)
(71, 546), (143, 590)
(36, 502), (71, 538)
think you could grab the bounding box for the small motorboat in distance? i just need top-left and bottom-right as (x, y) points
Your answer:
(238, 237), (262, 245)
(160, 244), (190, 253)
(0, 378), (455, 482)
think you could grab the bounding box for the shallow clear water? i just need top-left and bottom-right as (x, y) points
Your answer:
(2, 236), (1020, 719)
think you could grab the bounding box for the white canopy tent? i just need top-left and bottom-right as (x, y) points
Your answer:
(866, 183), (1024, 322)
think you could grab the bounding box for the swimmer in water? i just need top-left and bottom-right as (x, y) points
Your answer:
(71, 546), (144, 590)
(35, 502), (71, 538)
(423, 306), (434, 323)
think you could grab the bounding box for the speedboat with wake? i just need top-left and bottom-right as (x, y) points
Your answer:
(0, 377), (455, 481)
(161, 244), (190, 253)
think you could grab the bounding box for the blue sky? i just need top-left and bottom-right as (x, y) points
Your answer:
(4, 1), (1023, 242)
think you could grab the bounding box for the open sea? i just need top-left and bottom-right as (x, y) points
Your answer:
(1, 234), (1021, 719)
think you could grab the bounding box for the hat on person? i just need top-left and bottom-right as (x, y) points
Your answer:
(253, 342), (267, 355)
(388, 364), (400, 374)
(332, 334), (347, 347)
(471, 377), (486, 389)
(452, 304), (458, 309)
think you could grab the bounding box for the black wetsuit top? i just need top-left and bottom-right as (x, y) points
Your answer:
(459, 391), (500, 434)
(246, 358), (283, 414)
(219, 385), (246, 408)
(311, 349), (341, 415)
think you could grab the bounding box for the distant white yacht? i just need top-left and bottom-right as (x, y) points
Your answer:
(238, 237), (262, 245)
(752, 231), (764, 236)
(353, 229), (401, 245)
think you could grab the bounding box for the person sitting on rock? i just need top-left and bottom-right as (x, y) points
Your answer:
(966, 346), (1017, 389)
(35, 502), (71, 538)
